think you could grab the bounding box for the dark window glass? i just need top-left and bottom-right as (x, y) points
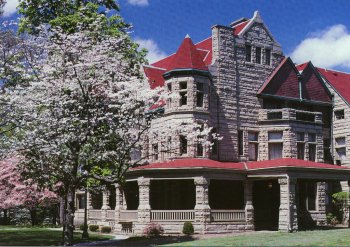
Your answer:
(297, 143), (305, 160)
(335, 110), (345, 120)
(309, 144), (316, 161)
(238, 130), (243, 155)
(197, 93), (203, 107)
(197, 143), (203, 157)
(245, 44), (251, 62)
(180, 135), (187, 154)
(180, 92), (187, 106)
(255, 47), (261, 64)
(265, 49), (271, 65)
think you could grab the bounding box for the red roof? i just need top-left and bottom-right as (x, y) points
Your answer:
(259, 58), (332, 103)
(245, 158), (347, 170)
(167, 35), (208, 71)
(317, 68), (350, 105)
(143, 66), (166, 89)
(232, 20), (250, 35)
(133, 158), (245, 170)
(132, 158), (349, 171)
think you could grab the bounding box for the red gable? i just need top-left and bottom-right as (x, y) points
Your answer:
(259, 58), (332, 104)
(300, 63), (332, 103)
(258, 57), (300, 99)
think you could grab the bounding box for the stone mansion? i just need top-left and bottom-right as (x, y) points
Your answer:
(75, 11), (350, 234)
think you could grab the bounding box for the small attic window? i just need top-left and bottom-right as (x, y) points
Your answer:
(255, 47), (261, 64)
(265, 49), (271, 65)
(245, 44), (252, 62)
(335, 109), (345, 120)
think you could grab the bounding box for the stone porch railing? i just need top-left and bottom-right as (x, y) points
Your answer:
(85, 209), (246, 223)
(259, 108), (323, 124)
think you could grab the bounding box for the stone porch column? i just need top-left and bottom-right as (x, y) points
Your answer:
(101, 190), (110, 223)
(341, 181), (350, 226)
(244, 180), (254, 230)
(115, 183), (124, 222)
(87, 192), (93, 210)
(137, 177), (151, 223)
(278, 177), (298, 232)
(194, 177), (211, 233)
(316, 182), (327, 225)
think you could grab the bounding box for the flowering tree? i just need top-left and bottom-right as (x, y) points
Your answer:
(0, 156), (57, 225)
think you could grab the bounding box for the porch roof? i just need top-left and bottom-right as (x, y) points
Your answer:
(132, 158), (350, 172)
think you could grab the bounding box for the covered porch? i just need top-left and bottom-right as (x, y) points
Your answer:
(75, 158), (350, 234)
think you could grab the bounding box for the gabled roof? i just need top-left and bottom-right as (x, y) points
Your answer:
(259, 58), (332, 104)
(317, 68), (350, 106)
(132, 158), (349, 172)
(167, 35), (208, 71)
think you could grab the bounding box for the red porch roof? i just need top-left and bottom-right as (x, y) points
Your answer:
(133, 158), (349, 171)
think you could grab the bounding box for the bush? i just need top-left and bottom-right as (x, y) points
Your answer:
(182, 222), (194, 235)
(143, 223), (164, 237)
(326, 213), (339, 226)
(89, 224), (99, 232)
(101, 226), (112, 233)
(79, 224), (85, 231)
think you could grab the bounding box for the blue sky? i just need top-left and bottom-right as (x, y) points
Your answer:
(3, 0), (350, 71)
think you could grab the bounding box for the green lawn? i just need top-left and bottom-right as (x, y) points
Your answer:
(163, 228), (350, 246)
(0, 226), (113, 246)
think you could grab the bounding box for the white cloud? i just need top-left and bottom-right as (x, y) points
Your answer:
(3, 0), (19, 17)
(127, 0), (149, 7)
(291, 24), (350, 69)
(135, 37), (167, 63)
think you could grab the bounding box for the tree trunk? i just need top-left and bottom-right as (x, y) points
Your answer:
(59, 197), (65, 225)
(3, 209), (8, 225)
(63, 188), (76, 246)
(30, 208), (37, 226)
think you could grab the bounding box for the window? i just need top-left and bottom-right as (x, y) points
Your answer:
(255, 47), (261, 64)
(245, 44), (251, 62)
(76, 194), (86, 209)
(335, 137), (346, 163)
(297, 132), (305, 160)
(152, 143), (158, 160)
(238, 130), (244, 155)
(324, 139), (332, 163)
(211, 128), (218, 155)
(167, 83), (172, 92)
(248, 132), (258, 161)
(268, 131), (283, 160)
(196, 143), (204, 157)
(179, 135), (187, 155)
(179, 82), (187, 106)
(196, 82), (204, 107)
(335, 109), (345, 120)
(299, 182), (316, 211)
(265, 48), (271, 65)
(308, 133), (317, 161)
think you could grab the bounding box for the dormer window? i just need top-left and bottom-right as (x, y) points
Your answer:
(265, 48), (271, 65)
(255, 47), (261, 64)
(245, 44), (252, 62)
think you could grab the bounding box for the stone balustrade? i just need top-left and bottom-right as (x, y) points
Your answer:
(259, 108), (323, 124)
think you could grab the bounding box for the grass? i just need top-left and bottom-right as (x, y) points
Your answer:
(0, 226), (113, 246)
(163, 228), (350, 246)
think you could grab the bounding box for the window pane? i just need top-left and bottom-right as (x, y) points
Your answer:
(196, 82), (204, 91)
(238, 130), (243, 155)
(167, 83), (172, 91)
(180, 92), (187, 106)
(197, 143), (204, 157)
(265, 49), (271, 65)
(309, 144), (316, 161)
(248, 132), (258, 141)
(335, 110), (345, 120)
(180, 135), (187, 154)
(308, 133), (316, 142)
(336, 137), (346, 146)
(255, 47), (261, 64)
(249, 143), (258, 161)
(297, 132), (305, 142)
(180, 81), (187, 89)
(269, 143), (283, 159)
(268, 132), (283, 140)
(196, 92), (204, 107)
(297, 143), (305, 160)
(336, 147), (346, 160)
(245, 44), (251, 62)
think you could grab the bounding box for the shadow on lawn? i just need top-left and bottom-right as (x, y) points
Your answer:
(87, 235), (196, 246)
